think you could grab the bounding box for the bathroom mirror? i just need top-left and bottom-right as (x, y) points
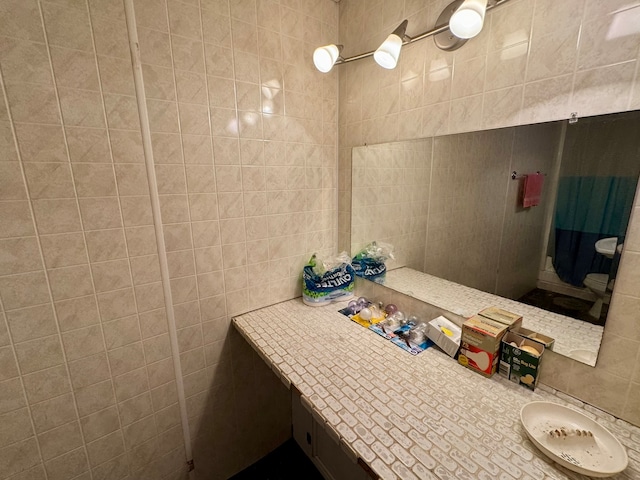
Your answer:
(350, 110), (640, 366)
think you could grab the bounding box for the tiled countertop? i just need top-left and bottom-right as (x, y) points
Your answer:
(233, 298), (640, 480)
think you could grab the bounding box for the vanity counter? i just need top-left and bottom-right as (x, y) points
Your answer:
(233, 299), (639, 480)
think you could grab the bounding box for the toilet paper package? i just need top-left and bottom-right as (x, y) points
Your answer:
(459, 314), (508, 377)
(499, 331), (545, 391)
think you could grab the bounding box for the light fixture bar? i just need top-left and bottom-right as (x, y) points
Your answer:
(332, 0), (511, 67)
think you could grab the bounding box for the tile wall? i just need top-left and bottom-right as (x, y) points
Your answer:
(0, 0), (338, 479)
(351, 139), (431, 271)
(338, 0), (640, 425)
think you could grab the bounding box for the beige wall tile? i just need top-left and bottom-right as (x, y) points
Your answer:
(139, 308), (169, 339)
(135, 282), (165, 312)
(62, 325), (105, 361)
(170, 276), (198, 304)
(91, 14), (131, 60)
(125, 226), (158, 257)
(86, 430), (124, 467)
(0, 407), (33, 449)
(50, 46), (100, 91)
(55, 295), (100, 332)
(6, 304), (57, 343)
(78, 197), (123, 230)
(14, 335), (64, 374)
(0, 37), (52, 86)
(33, 199), (82, 234)
(122, 415), (156, 450)
(72, 163), (118, 197)
(103, 315), (141, 350)
(0, 438), (43, 478)
(97, 287), (137, 321)
(115, 164), (151, 196)
(0, 0), (45, 42)
(23, 162), (75, 199)
(38, 420), (83, 460)
(113, 367), (149, 403)
(171, 35), (205, 73)
(4, 83), (60, 124)
(85, 229), (127, 262)
(44, 446), (88, 480)
(74, 379), (115, 417)
(0, 163), (27, 201)
(58, 88), (106, 128)
(147, 357), (175, 388)
(143, 334), (172, 363)
(104, 93), (141, 130)
(0, 271), (50, 309)
(14, 124), (66, 163)
(175, 71), (208, 105)
(0, 377), (26, 415)
(119, 392), (153, 426)
(120, 196), (154, 227)
(134, 0), (169, 32)
(108, 342), (145, 376)
(41, 2), (92, 51)
(30, 393), (77, 433)
(80, 405), (119, 443)
(155, 164), (187, 194)
(47, 264), (94, 301)
(22, 365), (71, 404)
(151, 132), (183, 164)
(91, 259), (132, 293)
(98, 55), (136, 96)
(142, 64), (176, 104)
(0, 237), (42, 275)
(110, 129), (145, 164)
(69, 353), (109, 390)
(138, 27), (172, 68)
(159, 195), (190, 223)
(167, 250), (195, 278)
(92, 452), (129, 479)
(0, 201), (35, 239)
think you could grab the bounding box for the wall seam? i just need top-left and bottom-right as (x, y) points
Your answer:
(122, 1), (195, 477)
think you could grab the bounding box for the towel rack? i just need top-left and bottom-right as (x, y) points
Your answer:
(511, 171), (546, 180)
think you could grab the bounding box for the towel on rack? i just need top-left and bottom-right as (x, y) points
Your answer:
(522, 173), (544, 207)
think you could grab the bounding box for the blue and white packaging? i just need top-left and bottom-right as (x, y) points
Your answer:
(302, 253), (355, 306)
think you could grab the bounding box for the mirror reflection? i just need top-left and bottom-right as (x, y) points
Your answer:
(351, 110), (640, 366)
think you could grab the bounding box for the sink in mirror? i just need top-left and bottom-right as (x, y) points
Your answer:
(350, 110), (640, 366)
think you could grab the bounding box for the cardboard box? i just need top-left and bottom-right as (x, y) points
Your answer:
(478, 307), (523, 331)
(499, 331), (545, 390)
(459, 314), (508, 377)
(514, 326), (555, 351)
(427, 316), (461, 358)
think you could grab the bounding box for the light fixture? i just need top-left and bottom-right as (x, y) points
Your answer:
(313, 44), (343, 73)
(374, 20), (409, 70)
(449, 0), (488, 39)
(310, 0), (510, 70)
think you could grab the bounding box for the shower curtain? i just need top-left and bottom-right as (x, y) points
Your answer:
(553, 176), (637, 286)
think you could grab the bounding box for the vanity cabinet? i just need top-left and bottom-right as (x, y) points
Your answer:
(292, 391), (372, 480)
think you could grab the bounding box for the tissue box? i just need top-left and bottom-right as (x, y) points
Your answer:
(459, 315), (508, 377)
(478, 307), (522, 331)
(499, 332), (545, 390)
(514, 327), (554, 351)
(427, 316), (461, 358)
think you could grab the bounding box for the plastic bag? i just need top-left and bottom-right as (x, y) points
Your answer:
(302, 252), (355, 306)
(351, 241), (394, 284)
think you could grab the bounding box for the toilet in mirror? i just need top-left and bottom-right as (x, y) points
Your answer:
(350, 110), (640, 366)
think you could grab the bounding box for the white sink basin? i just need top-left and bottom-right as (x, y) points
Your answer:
(595, 237), (617, 258)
